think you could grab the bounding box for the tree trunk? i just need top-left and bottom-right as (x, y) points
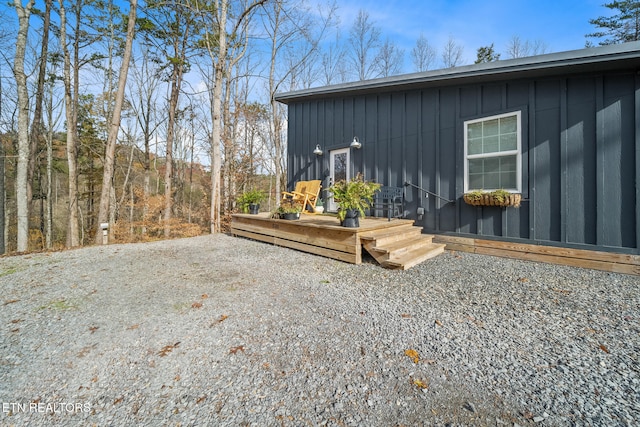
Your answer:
(59, 0), (80, 247)
(0, 137), (5, 254)
(163, 50), (185, 237)
(27, 0), (51, 210)
(13, 0), (36, 252)
(208, 0), (265, 233)
(46, 115), (53, 249)
(95, 0), (137, 244)
(209, 0), (227, 234)
(0, 61), (5, 254)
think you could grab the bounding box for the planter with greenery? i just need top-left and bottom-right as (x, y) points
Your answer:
(272, 200), (302, 220)
(329, 173), (381, 227)
(314, 198), (324, 214)
(237, 189), (266, 214)
(463, 189), (521, 208)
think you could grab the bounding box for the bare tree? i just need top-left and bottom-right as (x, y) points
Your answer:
(142, 0), (202, 237)
(374, 37), (404, 77)
(58, 0), (82, 246)
(320, 31), (347, 85)
(192, 0), (266, 233)
(411, 33), (436, 72)
(441, 35), (464, 68)
(95, 0), (137, 244)
(348, 9), (381, 80)
(43, 60), (63, 249)
(263, 0), (336, 204)
(505, 35), (548, 59)
(128, 48), (162, 235)
(13, 0), (36, 252)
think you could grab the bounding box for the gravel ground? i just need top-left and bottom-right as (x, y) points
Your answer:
(0, 234), (638, 427)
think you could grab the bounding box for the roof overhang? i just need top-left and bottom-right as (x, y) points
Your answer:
(275, 42), (640, 104)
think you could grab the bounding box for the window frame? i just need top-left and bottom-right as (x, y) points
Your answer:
(463, 111), (522, 193)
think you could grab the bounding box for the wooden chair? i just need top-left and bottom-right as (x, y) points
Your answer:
(301, 180), (322, 213)
(281, 180), (307, 211)
(281, 180), (322, 213)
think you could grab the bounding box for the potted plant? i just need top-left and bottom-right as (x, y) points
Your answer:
(329, 173), (381, 227)
(463, 189), (521, 208)
(237, 189), (266, 214)
(314, 198), (324, 214)
(274, 200), (302, 220)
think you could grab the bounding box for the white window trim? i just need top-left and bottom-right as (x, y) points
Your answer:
(463, 111), (522, 193)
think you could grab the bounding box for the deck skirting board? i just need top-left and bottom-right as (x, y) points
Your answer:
(433, 235), (640, 276)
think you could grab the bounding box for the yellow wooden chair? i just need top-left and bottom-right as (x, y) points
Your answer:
(281, 180), (322, 213)
(301, 180), (322, 213)
(281, 181), (307, 208)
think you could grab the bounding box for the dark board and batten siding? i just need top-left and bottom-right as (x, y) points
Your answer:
(285, 69), (639, 255)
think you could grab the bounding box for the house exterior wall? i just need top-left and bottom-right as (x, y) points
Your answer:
(285, 69), (640, 254)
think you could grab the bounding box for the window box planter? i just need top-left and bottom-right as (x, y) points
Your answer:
(463, 191), (521, 208)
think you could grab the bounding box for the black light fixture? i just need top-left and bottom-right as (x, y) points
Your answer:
(313, 144), (323, 156)
(350, 136), (362, 149)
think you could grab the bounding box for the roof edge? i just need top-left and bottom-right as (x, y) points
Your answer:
(275, 41), (640, 103)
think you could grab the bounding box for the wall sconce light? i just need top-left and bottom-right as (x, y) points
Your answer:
(350, 136), (362, 149)
(313, 144), (323, 156)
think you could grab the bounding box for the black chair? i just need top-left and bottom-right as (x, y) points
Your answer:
(372, 186), (404, 221)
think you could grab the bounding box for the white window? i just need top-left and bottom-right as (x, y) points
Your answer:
(464, 111), (521, 193)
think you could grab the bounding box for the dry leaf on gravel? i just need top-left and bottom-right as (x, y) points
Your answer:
(404, 349), (419, 363)
(412, 378), (428, 389)
(210, 315), (228, 327)
(158, 342), (181, 357)
(229, 345), (245, 354)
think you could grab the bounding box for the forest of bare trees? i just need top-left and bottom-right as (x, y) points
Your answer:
(0, 0), (635, 254)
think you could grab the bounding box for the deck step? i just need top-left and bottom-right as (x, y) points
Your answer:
(382, 243), (446, 270)
(371, 234), (435, 253)
(360, 226), (423, 247)
(370, 235), (435, 259)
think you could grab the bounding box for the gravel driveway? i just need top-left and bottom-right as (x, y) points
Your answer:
(1, 234), (638, 426)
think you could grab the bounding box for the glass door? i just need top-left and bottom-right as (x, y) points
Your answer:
(328, 148), (349, 211)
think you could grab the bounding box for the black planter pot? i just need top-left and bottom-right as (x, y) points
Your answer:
(248, 203), (260, 214)
(282, 212), (300, 220)
(341, 209), (360, 227)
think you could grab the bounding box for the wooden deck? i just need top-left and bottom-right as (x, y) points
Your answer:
(231, 213), (639, 275)
(230, 213), (437, 266)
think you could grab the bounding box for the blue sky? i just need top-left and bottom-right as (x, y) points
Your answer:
(331, 0), (609, 67)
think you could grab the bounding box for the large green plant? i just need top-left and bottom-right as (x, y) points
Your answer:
(237, 189), (265, 213)
(329, 173), (381, 221)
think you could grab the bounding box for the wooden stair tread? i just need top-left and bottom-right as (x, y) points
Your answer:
(359, 224), (420, 239)
(382, 243), (446, 270)
(360, 226), (423, 246)
(371, 234), (435, 254)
